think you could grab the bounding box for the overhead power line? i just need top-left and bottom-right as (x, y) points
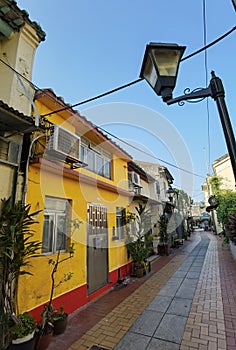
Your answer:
(0, 25), (235, 118)
(96, 125), (206, 179)
(0, 25), (235, 180)
(40, 25), (236, 118)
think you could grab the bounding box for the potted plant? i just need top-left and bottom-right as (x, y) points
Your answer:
(126, 204), (152, 277)
(52, 306), (68, 335)
(157, 214), (170, 256)
(36, 219), (81, 348)
(35, 250), (74, 349)
(35, 304), (54, 350)
(0, 198), (41, 350)
(8, 312), (37, 350)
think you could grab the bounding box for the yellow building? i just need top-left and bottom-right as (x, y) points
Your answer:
(18, 89), (133, 318)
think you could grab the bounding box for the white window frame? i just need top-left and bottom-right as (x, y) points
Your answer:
(80, 141), (112, 179)
(42, 197), (69, 254)
(116, 207), (126, 240)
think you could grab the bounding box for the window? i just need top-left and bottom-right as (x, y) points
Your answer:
(80, 140), (112, 179)
(116, 207), (126, 240)
(96, 154), (103, 176)
(42, 197), (70, 254)
(103, 158), (111, 179)
(155, 180), (160, 194)
(80, 144), (86, 163)
(0, 137), (21, 164)
(87, 149), (95, 171)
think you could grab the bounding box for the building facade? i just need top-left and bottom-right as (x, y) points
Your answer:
(0, 0), (45, 203)
(18, 89), (134, 318)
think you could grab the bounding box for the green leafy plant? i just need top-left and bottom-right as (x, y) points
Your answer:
(225, 211), (236, 244)
(0, 198), (41, 349)
(157, 214), (169, 244)
(9, 312), (37, 340)
(209, 176), (236, 229)
(53, 306), (67, 321)
(39, 218), (81, 336)
(126, 204), (152, 268)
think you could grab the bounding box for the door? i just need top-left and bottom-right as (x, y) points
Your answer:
(87, 203), (108, 294)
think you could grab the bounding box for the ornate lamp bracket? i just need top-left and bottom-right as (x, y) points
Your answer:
(167, 86), (211, 106)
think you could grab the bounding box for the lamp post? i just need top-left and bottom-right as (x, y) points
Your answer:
(166, 187), (175, 203)
(140, 42), (236, 183)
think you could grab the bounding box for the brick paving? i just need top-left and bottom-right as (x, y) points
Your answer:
(47, 231), (236, 350)
(218, 237), (236, 350)
(180, 234), (226, 350)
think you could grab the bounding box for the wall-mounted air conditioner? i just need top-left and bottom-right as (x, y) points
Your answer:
(129, 171), (141, 187)
(47, 125), (81, 163)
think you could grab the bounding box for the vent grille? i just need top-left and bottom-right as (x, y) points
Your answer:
(47, 125), (80, 163)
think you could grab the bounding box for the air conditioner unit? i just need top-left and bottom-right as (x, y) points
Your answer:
(129, 171), (141, 187)
(47, 125), (81, 163)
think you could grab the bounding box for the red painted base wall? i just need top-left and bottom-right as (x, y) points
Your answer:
(30, 262), (132, 322)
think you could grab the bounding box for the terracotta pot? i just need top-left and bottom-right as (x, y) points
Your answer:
(35, 331), (53, 350)
(158, 244), (170, 256)
(135, 268), (144, 278)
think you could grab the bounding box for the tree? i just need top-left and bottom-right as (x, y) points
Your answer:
(125, 204), (152, 268)
(210, 176), (236, 229)
(0, 198), (41, 349)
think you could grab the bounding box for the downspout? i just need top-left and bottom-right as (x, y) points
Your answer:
(22, 134), (46, 205)
(10, 165), (18, 207)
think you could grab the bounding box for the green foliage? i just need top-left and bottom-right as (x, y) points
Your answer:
(209, 176), (236, 229)
(210, 176), (222, 195)
(53, 305), (67, 321)
(215, 190), (236, 226)
(9, 312), (37, 340)
(0, 198), (41, 315)
(225, 211), (236, 244)
(125, 204), (152, 266)
(41, 221), (81, 335)
(157, 214), (169, 243)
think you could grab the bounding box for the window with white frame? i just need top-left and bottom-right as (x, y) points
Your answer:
(116, 207), (126, 240)
(80, 139), (112, 179)
(42, 197), (70, 254)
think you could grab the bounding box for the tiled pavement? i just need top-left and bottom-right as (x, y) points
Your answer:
(48, 230), (236, 349)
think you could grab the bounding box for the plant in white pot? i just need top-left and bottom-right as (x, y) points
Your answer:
(9, 312), (37, 348)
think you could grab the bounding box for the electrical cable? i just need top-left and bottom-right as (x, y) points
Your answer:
(0, 25), (235, 118)
(1, 24), (235, 180)
(96, 125), (205, 178)
(40, 25), (236, 117)
(202, 0), (211, 176)
(180, 25), (236, 62)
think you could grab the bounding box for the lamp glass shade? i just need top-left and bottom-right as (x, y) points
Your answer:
(151, 48), (183, 77)
(142, 54), (157, 88)
(166, 188), (175, 198)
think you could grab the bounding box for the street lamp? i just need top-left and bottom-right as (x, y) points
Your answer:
(140, 43), (186, 102)
(166, 187), (175, 203)
(140, 42), (236, 183)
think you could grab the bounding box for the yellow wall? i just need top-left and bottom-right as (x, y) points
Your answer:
(18, 99), (132, 312)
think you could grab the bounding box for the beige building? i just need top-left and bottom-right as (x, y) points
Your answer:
(202, 153), (235, 234)
(212, 154), (235, 191)
(0, 1), (45, 203)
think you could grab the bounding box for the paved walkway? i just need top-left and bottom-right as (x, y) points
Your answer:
(48, 230), (236, 350)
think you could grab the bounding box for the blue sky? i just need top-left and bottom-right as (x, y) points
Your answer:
(17, 0), (236, 201)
